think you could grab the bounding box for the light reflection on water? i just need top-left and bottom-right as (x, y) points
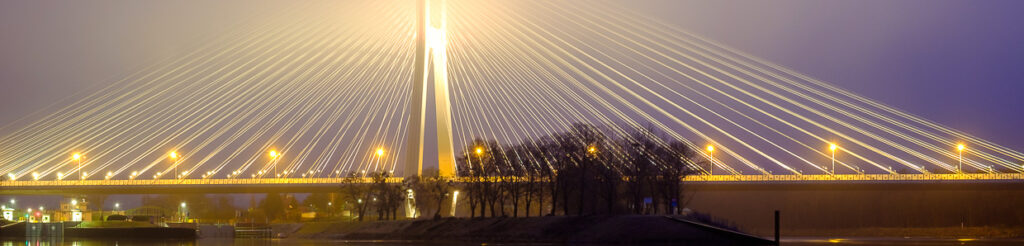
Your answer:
(4, 238), (1024, 246)
(2, 239), (486, 246)
(784, 237), (1024, 246)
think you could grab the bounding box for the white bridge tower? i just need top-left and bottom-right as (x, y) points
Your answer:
(405, 0), (456, 177)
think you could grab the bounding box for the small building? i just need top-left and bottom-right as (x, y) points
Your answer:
(55, 198), (92, 222)
(2, 207), (13, 221)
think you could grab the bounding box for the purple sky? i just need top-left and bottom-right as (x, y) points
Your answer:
(1, 0), (1020, 151)
(631, 0), (1024, 151)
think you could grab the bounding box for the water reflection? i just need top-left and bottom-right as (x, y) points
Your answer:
(6, 238), (1024, 246)
(785, 237), (1024, 246)
(1, 239), (483, 246)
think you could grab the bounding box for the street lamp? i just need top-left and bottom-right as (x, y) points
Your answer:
(169, 151), (180, 179)
(706, 145), (714, 175)
(72, 153), (83, 180)
(957, 144), (965, 174)
(829, 143), (838, 175)
(180, 202), (187, 222)
(376, 148), (385, 157)
(269, 150), (280, 177)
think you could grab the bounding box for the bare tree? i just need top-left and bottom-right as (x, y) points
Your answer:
(341, 172), (372, 221)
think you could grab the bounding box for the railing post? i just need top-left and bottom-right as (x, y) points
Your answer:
(774, 210), (780, 245)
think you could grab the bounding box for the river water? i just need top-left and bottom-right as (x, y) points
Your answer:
(3, 238), (1024, 245)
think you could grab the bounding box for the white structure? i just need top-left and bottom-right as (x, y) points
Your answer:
(405, 0), (456, 178)
(2, 208), (12, 221)
(71, 211), (83, 222)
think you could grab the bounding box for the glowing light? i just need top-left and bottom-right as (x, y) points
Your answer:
(957, 144), (965, 151)
(706, 145), (714, 152)
(169, 151), (179, 159)
(829, 143), (838, 151)
(72, 153), (81, 160)
(376, 148), (385, 156)
(32, 172), (40, 180)
(587, 145), (597, 153)
(269, 150), (279, 158)
(475, 147), (484, 155)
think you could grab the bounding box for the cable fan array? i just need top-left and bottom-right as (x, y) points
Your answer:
(0, 0), (1021, 183)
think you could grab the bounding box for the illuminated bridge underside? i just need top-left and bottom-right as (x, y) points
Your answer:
(2, 173), (1021, 194)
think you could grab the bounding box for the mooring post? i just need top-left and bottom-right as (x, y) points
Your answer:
(774, 210), (780, 245)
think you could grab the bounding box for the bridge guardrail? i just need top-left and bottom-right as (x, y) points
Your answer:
(2, 173), (1023, 187)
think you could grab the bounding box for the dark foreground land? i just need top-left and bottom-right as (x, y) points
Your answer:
(290, 215), (774, 245)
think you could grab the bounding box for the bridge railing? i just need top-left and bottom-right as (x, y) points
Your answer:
(2, 173), (1022, 187)
(681, 173), (1024, 182)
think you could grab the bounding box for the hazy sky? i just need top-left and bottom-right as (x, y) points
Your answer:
(1, 0), (1022, 151)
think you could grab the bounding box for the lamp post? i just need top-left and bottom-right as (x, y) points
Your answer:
(72, 153), (83, 180)
(169, 152), (180, 179)
(706, 145), (714, 176)
(829, 143), (838, 175)
(180, 202), (187, 222)
(269, 150), (280, 177)
(957, 144), (965, 174)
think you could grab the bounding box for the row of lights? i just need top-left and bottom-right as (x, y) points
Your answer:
(702, 142), (980, 175)
(3, 199), (121, 213)
(3, 143), (999, 180)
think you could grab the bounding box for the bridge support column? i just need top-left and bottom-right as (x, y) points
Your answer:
(405, 0), (456, 178)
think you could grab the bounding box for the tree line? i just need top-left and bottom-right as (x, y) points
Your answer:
(335, 123), (702, 220)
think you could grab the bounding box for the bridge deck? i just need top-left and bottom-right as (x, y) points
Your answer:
(2, 173), (1021, 187)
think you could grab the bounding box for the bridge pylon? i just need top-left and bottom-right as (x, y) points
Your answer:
(405, 0), (456, 178)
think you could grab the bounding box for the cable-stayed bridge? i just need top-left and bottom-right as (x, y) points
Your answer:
(2, 0), (1023, 194)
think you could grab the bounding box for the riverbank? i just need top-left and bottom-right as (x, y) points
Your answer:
(292, 215), (775, 245)
(783, 226), (1024, 239)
